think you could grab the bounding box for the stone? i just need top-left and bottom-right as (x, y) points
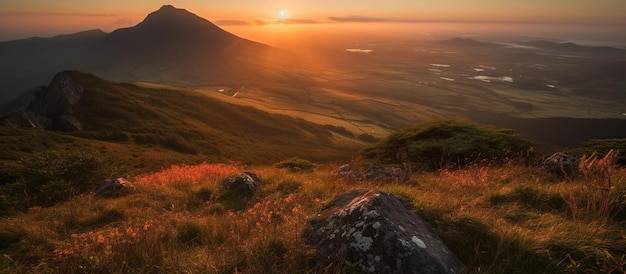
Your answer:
(95, 178), (133, 198)
(304, 189), (460, 274)
(363, 163), (410, 183)
(332, 163), (409, 183)
(539, 152), (580, 178)
(222, 171), (261, 196)
(332, 164), (361, 181)
(2, 72), (83, 131)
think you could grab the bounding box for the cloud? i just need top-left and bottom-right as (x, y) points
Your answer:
(214, 19), (251, 26)
(281, 18), (320, 24)
(255, 18), (321, 25)
(328, 16), (609, 25)
(0, 11), (117, 17)
(328, 16), (405, 23)
(255, 19), (271, 25)
(110, 18), (134, 25)
(328, 16), (499, 24)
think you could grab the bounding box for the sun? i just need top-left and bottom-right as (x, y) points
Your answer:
(278, 9), (288, 19)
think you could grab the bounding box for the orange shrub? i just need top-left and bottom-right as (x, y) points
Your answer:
(51, 221), (164, 273)
(134, 162), (242, 187)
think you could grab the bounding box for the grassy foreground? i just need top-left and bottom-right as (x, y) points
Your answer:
(1, 153), (625, 273)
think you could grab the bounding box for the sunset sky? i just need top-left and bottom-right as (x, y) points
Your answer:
(1, 0), (625, 43)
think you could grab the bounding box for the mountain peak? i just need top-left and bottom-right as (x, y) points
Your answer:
(159, 4), (177, 10)
(108, 5), (235, 42)
(143, 5), (199, 23)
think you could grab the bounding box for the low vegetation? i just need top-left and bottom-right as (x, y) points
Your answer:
(361, 120), (534, 170)
(569, 138), (626, 165)
(0, 150), (113, 215)
(274, 157), (317, 171)
(0, 151), (624, 273)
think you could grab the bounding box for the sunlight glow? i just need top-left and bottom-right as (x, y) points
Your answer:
(279, 9), (287, 19)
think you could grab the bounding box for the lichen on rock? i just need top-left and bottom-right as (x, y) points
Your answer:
(304, 189), (460, 273)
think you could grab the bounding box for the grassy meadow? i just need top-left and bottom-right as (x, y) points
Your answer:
(0, 151), (625, 273)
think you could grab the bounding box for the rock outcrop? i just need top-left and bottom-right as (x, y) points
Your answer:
(222, 171), (261, 196)
(2, 72), (83, 131)
(95, 178), (133, 198)
(539, 152), (580, 178)
(332, 163), (409, 183)
(304, 189), (460, 273)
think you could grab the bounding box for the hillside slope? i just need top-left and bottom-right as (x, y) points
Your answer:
(1, 71), (364, 171)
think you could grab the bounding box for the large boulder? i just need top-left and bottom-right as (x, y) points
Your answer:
(304, 189), (459, 273)
(539, 152), (580, 178)
(222, 171), (261, 196)
(2, 72), (83, 131)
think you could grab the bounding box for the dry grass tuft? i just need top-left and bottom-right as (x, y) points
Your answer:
(565, 150), (625, 224)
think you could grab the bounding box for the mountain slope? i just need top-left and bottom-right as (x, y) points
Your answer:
(1, 71), (363, 173)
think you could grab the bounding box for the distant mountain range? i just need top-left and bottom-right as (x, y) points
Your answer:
(520, 40), (626, 53)
(0, 5), (301, 104)
(434, 37), (626, 53)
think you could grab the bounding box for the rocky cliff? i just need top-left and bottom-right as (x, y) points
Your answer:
(2, 72), (83, 131)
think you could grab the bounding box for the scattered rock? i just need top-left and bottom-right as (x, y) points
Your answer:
(539, 152), (580, 178)
(95, 178), (133, 198)
(332, 163), (409, 183)
(304, 189), (460, 274)
(2, 72), (83, 131)
(222, 171), (261, 196)
(363, 163), (410, 183)
(333, 164), (361, 181)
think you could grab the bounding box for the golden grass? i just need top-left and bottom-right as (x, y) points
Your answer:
(1, 158), (624, 273)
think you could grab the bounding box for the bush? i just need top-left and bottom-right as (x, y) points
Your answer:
(0, 151), (112, 214)
(162, 135), (198, 154)
(357, 133), (378, 143)
(176, 221), (205, 246)
(275, 157), (316, 171)
(323, 125), (354, 137)
(361, 120), (533, 170)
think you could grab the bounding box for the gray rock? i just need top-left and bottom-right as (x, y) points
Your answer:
(95, 178), (133, 198)
(222, 171), (261, 196)
(540, 152), (580, 178)
(363, 163), (410, 183)
(2, 72), (83, 131)
(304, 189), (460, 274)
(333, 163), (409, 183)
(332, 164), (362, 181)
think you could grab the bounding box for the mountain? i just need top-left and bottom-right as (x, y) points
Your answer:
(0, 5), (301, 105)
(94, 5), (292, 83)
(102, 5), (259, 59)
(521, 40), (625, 53)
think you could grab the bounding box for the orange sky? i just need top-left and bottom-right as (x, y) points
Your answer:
(1, 1), (625, 42)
